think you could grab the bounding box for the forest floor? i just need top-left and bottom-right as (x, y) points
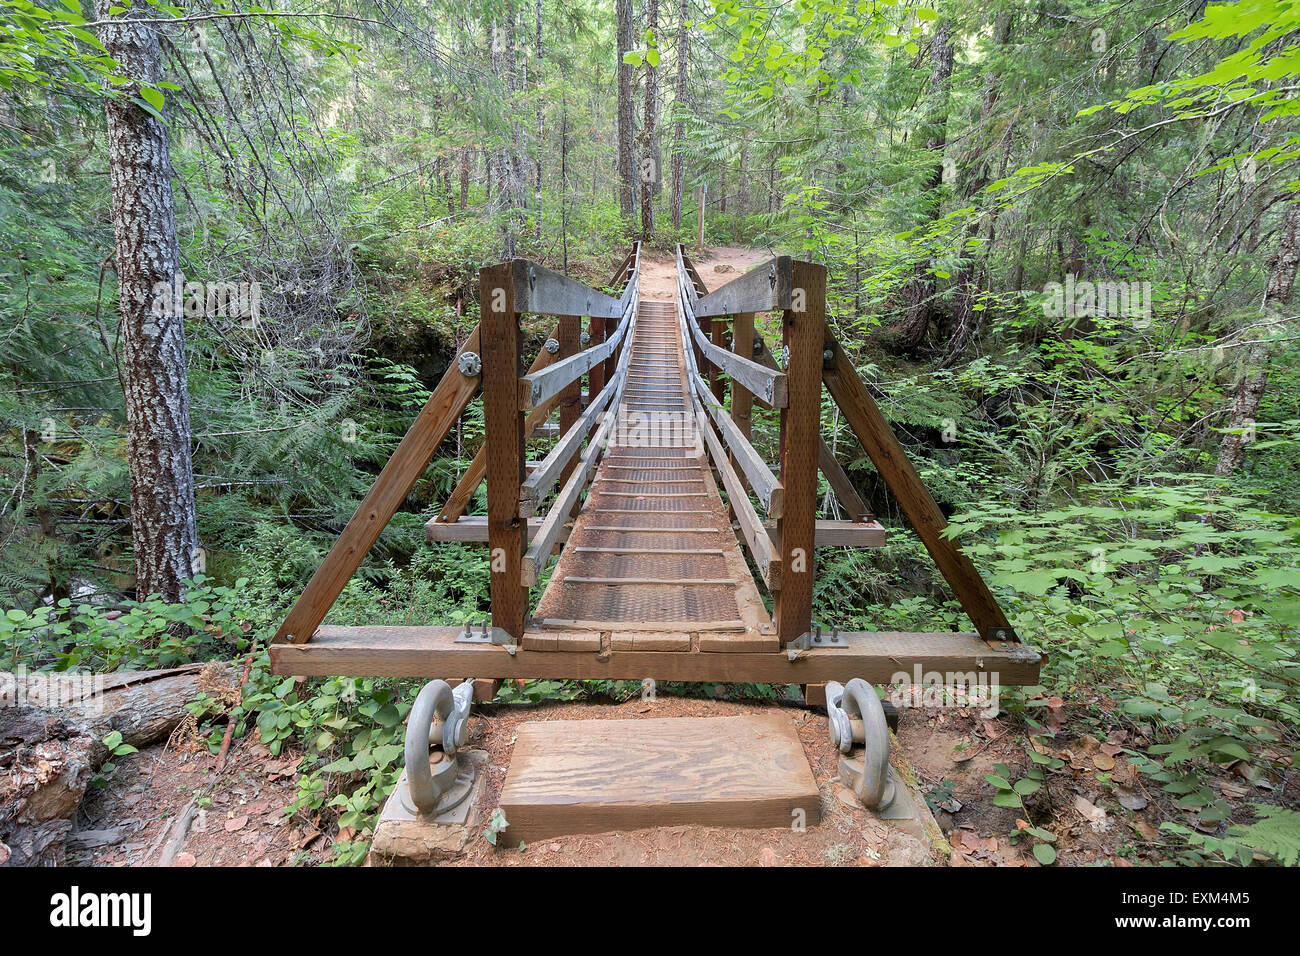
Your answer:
(67, 698), (1155, 867)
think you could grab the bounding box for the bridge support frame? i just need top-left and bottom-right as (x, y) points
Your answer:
(775, 260), (826, 646)
(481, 262), (528, 642)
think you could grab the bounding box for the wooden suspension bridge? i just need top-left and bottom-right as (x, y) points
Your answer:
(267, 243), (1041, 830)
(269, 243), (1038, 686)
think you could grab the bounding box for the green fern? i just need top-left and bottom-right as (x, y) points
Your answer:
(1227, 805), (1300, 867)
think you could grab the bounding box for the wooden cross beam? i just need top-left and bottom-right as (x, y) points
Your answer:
(272, 323), (483, 644)
(821, 332), (1016, 641)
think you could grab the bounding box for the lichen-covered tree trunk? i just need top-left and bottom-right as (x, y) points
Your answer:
(95, 2), (198, 603)
(641, 0), (660, 238)
(670, 0), (689, 230)
(616, 0), (636, 221)
(1214, 201), (1299, 476)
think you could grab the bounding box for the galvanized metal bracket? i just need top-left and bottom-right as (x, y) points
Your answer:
(455, 621), (515, 647)
(786, 624), (849, 660)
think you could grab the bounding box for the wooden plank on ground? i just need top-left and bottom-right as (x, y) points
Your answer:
(270, 625), (1043, 684)
(272, 323), (482, 644)
(496, 715), (821, 844)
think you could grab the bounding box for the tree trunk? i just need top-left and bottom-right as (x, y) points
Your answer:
(534, 0), (544, 235)
(95, 2), (198, 603)
(616, 0), (636, 221)
(670, 0), (689, 230)
(1214, 201), (1299, 476)
(944, 10), (1012, 365)
(641, 0), (660, 238)
(898, 19), (955, 352)
(459, 149), (469, 210)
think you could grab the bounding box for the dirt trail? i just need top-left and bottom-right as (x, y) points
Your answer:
(637, 245), (774, 302)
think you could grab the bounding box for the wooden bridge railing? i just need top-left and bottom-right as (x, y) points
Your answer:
(675, 245), (1018, 646)
(480, 243), (642, 640)
(272, 244), (641, 645)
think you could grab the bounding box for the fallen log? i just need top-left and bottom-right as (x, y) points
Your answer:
(0, 662), (234, 866)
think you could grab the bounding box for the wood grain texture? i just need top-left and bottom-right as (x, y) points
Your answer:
(482, 264), (527, 640)
(496, 715), (821, 844)
(272, 323), (482, 644)
(511, 258), (623, 318)
(270, 625), (1043, 684)
(775, 261), (824, 645)
(692, 256), (793, 317)
(424, 515), (564, 543)
(555, 313), (583, 487)
(731, 311), (756, 440)
(822, 332), (1015, 640)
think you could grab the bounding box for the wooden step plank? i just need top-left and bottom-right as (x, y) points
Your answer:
(496, 715), (821, 844)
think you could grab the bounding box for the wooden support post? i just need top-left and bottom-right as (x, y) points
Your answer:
(586, 314), (606, 442)
(695, 307), (711, 383)
(729, 312), (756, 522)
(272, 325), (483, 644)
(822, 331), (1015, 641)
(556, 314), (582, 485)
(603, 313), (620, 387)
(710, 318), (728, 404)
(481, 264), (527, 641)
(775, 262), (824, 646)
(731, 312), (755, 441)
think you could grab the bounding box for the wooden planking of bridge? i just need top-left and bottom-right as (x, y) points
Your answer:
(529, 298), (774, 648)
(269, 244), (1039, 686)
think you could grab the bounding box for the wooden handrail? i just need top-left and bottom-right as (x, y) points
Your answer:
(674, 251), (788, 407)
(691, 254), (793, 317)
(521, 319), (636, 586)
(435, 245), (641, 524)
(510, 258), (625, 318)
(519, 270), (638, 410)
(688, 369), (783, 516)
(691, 392), (781, 589)
(520, 361), (627, 516)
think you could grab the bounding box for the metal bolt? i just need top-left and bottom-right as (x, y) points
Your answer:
(544, 338), (559, 354)
(457, 351), (482, 376)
